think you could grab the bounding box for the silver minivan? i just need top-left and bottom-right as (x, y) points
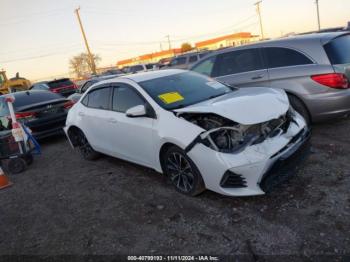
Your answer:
(190, 32), (350, 123)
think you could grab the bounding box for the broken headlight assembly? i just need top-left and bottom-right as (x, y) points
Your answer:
(180, 110), (295, 154)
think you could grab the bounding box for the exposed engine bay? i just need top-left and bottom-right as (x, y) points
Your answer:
(179, 110), (296, 153)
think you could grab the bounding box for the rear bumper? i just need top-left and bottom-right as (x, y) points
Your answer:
(304, 89), (350, 122)
(24, 114), (67, 139)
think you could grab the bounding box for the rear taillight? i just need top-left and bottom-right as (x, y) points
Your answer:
(73, 83), (78, 89)
(51, 88), (60, 93)
(311, 73), (349, 89)
(15, 112), (37, 120)
(64, 100), (75, 109)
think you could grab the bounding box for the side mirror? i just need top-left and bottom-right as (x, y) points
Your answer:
(126, 105), (147, 118)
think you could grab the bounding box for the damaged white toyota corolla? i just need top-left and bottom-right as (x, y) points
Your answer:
(64, 69), (310, 197)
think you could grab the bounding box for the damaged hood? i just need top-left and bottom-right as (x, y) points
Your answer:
(175, 87), (289, 125)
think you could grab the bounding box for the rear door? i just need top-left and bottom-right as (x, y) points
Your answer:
(263, 47), (327, 94)
(212, 48), (269, 87)
(79, 86), (113, 153)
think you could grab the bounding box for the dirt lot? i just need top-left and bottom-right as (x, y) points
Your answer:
(1, 118), (350, 259)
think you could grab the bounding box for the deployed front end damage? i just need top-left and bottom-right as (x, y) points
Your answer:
(175, 107), (310, 196)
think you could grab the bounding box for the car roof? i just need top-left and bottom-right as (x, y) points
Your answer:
(199, 32), (350, 65)
(101, 69), (186, 83)
(212, 32), (349, 54)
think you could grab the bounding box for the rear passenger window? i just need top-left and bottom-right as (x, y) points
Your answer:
(170, 57), (187, 66)
(189, 56), (198, 63)
(112, 85), (144, 113)
(215, 49), (264, 76)
(191, 56), (216, 76)
(265, 47), (313, 68)
(84, 87), (111, 110)
(324, 35), (350, 64)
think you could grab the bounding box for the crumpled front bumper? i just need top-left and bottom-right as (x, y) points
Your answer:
(187, 115), (311, 196)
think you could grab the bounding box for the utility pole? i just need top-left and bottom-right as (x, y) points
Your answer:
(165, 35), (171, 50)
(74, 7), (96, 75)
(254, 1), (264, 40)
(315, 0), (321, 31)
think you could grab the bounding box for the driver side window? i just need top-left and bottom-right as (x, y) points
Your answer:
(112, 84), (145, 113)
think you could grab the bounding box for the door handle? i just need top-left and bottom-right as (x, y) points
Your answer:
(108, 118), (118, 124)
(251, 75), (264, 80)
(78, 112), (85, 117)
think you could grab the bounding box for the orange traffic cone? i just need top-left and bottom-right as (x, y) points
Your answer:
(0, 166), (12, 190)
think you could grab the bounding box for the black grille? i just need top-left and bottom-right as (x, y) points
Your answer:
(220, 171), (247, 188)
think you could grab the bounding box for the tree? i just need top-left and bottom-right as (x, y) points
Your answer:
(181, 42), (193, 53)
(69, 53), (101, 78)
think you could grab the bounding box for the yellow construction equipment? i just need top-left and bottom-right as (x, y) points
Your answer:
(0, 70), (31, 95)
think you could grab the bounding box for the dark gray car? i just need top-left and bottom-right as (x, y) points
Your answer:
(190, 32), (350, 123)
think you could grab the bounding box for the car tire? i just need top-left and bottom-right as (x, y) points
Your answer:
(4, 158), (27, 174)
(287, 94), (311, 125)
(163, 146), (205, 196)
(77, 131), (100, 161)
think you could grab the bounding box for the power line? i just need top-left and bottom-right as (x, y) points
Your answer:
(0, 7), (70, 26)
(0, 48), (82, 64)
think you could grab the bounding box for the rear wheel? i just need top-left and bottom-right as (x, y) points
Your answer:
(77, 131), (100, 161)
(287, 94), (311, 125)
(162, 146), (205, 196)
(4, 158), (27, 174)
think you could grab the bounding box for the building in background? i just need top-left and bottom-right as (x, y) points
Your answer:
(116, 32), (259, 68)
(117, 48), (182, 68)
(195, 32), (259, 51)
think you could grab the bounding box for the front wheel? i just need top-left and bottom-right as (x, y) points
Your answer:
(77, 131), (100, 161)
(163, 146), (205, 196)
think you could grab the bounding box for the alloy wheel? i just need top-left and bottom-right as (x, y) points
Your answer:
(166, 152), (195, 193)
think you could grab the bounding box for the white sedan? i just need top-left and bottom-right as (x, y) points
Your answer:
(64, 69), (310, 196)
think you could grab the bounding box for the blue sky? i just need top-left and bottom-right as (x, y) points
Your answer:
(1, 0), (349, 80)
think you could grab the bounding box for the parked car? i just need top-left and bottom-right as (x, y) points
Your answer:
(191, 32), (350, 124)
(100, 69), (124, 76)
(0, 90), (74, 139)
(65, 69), (309, 197)
(158, 57), (172, 68)
(166, 51), (211, 70)
(126, 64), (156, 74)
(68, 74), (124, 103)
(31, 78), (78, 97)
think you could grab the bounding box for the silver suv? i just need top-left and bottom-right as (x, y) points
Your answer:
(190, 32), (350, 123)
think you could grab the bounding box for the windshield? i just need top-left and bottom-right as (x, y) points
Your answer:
(139, 71), (232, 110)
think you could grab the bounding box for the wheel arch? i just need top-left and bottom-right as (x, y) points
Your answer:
(66, 125), (84, 147)
(285, 91), (312, 122)
(158, 142), (184, 174)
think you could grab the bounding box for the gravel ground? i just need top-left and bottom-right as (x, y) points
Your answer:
(0, 118), (350, 259)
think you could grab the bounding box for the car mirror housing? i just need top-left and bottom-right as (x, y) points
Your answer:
(126, 105), (147, 117)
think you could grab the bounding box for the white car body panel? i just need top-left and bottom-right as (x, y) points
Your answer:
(175, 87), (289, 125)
(65, 69), (309, 197)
